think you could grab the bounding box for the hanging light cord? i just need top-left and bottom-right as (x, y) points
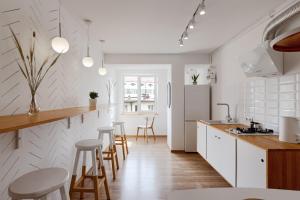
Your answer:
(58, 2), (62, 37)
(87, 23), (90, 56)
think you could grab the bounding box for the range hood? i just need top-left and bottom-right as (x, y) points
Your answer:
(240, 1), (300, 77)
(239, 43), (283, 77)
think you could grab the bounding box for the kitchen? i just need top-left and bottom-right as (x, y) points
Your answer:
(1, 0), (300, 200)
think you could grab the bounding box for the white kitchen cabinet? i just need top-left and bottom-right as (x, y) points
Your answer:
(237, 139), (267, 188)
(197, 122), (207, 159)
(207, 126), (236, 186)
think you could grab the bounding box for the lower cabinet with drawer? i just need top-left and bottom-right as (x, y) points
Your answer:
(237, 139), (267, 188)
(206, 126), (236, 187)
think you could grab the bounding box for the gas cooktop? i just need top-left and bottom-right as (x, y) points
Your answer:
(229, 127), (274, 135)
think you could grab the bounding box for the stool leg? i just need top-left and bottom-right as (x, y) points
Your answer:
(110, 146), (116, 180)
(70, 149), (80, 197)
(59, 185), (70, 200)
(121, 124), (129, 154)
(91, 149), (99, 200)
(101, 165), (111, 200)
(114, 144), (119, 169)
(80, 151), (87, 198)
(121, 137), (126, 160)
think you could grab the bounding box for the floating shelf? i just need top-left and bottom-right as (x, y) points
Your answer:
(0, 106), (97, 134)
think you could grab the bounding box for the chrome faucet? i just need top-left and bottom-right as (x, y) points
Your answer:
(217, 103), (232, 123)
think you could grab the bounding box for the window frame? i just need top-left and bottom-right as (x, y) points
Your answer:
(122, 74), (157, 115)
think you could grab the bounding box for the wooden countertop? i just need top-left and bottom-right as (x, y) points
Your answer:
(198, 120), (300, 150)
(0, 106), (97, 134)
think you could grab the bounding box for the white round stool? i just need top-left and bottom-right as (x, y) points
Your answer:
(97, 126), (119, 180)
(8, 167), (69, 200)
(113, 121), (129, 160)
(69, 139), (110, 200)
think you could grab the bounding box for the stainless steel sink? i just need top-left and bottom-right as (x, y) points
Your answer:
(206, 120), (239, 125)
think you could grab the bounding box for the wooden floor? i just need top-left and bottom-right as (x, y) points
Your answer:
(71, 137), (230, 200)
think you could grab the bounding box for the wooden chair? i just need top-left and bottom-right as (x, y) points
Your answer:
(136, 116), (156, 142)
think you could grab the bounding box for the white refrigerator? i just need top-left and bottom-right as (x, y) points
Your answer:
(184, 85), (210, 152)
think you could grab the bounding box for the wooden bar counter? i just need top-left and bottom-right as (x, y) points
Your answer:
(0, 106), (97, 134)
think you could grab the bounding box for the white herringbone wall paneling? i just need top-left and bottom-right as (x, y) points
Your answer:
(0, 0), (112, 199)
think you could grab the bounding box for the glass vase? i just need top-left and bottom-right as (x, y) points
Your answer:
(28, 93), (40, 115)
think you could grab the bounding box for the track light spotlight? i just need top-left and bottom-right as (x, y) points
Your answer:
(183, 31), (189, 40)
(189, 18), (196, 29)
(179, 39), (184, 47)
(199, 0), (206, 15)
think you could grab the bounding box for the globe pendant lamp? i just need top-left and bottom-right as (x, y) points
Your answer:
(98, 40), (107, 76)
(51, 5), (69, 54)
(82, 19), (94, 68)
(98, 60), (107, 76)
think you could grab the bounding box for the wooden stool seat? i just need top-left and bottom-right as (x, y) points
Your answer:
(97, 127), (119, 180)
(113, 121), (129, 160)
(69, 139), (110, 200)
(9, 168), (69, 200)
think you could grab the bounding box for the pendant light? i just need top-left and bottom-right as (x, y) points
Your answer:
(82, 19), (94, 68)
(51, 3), (69, 54)
(98, 40), (107, 76)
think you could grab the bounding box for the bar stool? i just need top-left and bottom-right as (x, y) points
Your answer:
(8, 167), (69, 200)
(69, 139), (110, 200)
(113, 121), (129, 160)
(97, 126), (119, 180)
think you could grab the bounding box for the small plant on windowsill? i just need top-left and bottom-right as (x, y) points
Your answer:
(89, 91), (99, 108)
(192, 74), (200, 85)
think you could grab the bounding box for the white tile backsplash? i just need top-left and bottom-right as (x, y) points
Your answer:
(244, 73), (300, 132)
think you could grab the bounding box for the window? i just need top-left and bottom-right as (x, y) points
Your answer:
(123, 75), (156, 113)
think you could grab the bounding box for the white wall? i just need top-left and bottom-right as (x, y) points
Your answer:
(105, 54), (211, 150)
(211, 4), (300, 130)
(0, 1), (111, 199)
(107, 64), (169, 135)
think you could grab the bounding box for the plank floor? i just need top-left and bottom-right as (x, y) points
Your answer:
(71, 137), (230, 200)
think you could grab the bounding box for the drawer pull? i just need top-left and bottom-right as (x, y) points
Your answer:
(261, 159), (264, 163)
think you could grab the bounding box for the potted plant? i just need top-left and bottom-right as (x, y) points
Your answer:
(192, 74), (200, 85)
(89, 91), (99, 108)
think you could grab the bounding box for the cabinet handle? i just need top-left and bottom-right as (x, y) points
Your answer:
(261, 159), (264, 163)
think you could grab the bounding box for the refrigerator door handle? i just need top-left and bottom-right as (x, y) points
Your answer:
(167, 82), (171, 108)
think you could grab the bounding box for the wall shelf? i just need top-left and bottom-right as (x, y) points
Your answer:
(0, 106), (97, 134)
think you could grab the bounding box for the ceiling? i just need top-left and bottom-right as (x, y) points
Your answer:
(62, 0), (288, 54)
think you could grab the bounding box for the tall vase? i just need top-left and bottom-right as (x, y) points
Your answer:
(28, 92), (40, 115)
